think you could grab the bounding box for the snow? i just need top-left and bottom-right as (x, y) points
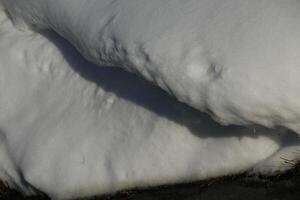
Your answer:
(0, 1), (300, 199)
(3, 0), (300, 135)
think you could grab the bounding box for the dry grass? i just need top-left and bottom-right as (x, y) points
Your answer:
(0, 181), (49, 200)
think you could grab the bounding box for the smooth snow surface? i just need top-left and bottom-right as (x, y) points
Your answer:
(3, 0), (300, 135)
(0, 1), (300, 199)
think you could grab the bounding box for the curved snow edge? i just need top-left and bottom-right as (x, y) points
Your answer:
(3, 0), (300, 136)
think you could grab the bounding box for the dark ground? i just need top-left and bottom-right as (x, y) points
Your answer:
(1, 166), (300, 200)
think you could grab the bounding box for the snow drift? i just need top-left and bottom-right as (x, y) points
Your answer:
(0, 1), (300, 199)
(3, 0), (300, 134)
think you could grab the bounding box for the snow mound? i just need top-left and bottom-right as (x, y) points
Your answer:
(1, 1), (300, 199)
(3, 0), (300, 135)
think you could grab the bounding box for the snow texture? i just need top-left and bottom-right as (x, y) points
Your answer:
(0, 1), (300, 199)
(3, 0), (300, 135)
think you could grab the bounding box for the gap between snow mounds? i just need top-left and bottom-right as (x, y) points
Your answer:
(42, 29), (300, 176)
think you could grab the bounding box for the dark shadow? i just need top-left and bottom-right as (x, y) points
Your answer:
(40, 30), (300, 146)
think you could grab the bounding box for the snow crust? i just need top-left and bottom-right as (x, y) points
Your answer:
(0, 1), (300, 199)
(3, 0), (300, 135)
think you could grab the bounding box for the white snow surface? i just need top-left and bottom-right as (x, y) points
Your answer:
(3, 0), (300, 134)
(0, 1), (300, 199)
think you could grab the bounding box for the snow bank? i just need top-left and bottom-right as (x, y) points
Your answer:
(1, 1), (300, 199)
(0, 6), (300, 199)
(3, 0), (300, 135)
